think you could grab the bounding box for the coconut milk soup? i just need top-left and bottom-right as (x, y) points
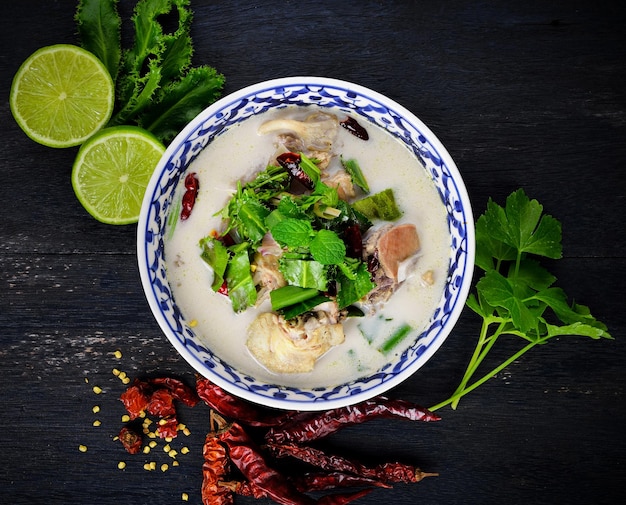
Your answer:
(164, 106), (450, 388)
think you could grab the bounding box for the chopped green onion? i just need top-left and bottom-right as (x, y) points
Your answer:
(270, 285), (320, 311)
(378, 324), (413, 355)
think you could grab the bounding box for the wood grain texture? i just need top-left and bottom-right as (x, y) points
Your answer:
(1, 1), (625, 505)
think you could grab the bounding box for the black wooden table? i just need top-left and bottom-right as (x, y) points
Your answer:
(2, 1), (625, 504)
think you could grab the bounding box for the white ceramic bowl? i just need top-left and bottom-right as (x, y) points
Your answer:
(137, 77), (474, 411)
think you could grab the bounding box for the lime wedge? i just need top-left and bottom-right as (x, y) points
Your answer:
(10, 44), (114, 148)
(71, 126), (165, 225)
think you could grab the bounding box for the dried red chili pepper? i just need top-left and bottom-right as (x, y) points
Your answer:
(293, 471), (391, 492)
(340, 117), (369, 141)
(202, 432), (234, 505)
(118, 425), (142, 454)
(218, 422), (317, 505)
(277, 152), (314, 189)
(196, 377), (297, 427)
(317, 489), (374, 505)
(269, 443), (437, 485)
(180, 172), (199, 221)
(149, 377), (199, 407)
(146, 388), (176, 418)
(119, 379), (151, 419)
(265, 396), (440, 445)
(156, 416), (179, 439)
(342, 224), (363, 259)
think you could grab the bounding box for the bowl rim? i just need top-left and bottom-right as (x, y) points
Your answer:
(137, 76), (475, 411)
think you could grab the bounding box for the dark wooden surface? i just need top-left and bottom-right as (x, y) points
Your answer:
(1, 1), (625, 504)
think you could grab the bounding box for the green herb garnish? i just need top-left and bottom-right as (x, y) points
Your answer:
(430, 189), (612, 411)
(76, 0), (225, 144)
(201, 156), (398, 316)
(352, 188), (401, 221)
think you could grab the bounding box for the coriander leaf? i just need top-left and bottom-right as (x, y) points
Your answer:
(513, 258), (557, 291)
(310, 229), (346, 265)
(270, 218), (314, 247)
(299, 152), (321, 184)
(430, 189), (611, 413)
(76, 0), (121, 82)
(139, 66), (225, 143)
(534, 288), (611, 332)
(238, 200), (270, 243)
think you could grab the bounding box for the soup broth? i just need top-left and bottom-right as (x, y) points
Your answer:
(164, 106), (450, 388)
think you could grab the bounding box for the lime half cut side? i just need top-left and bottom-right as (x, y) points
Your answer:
(10, 44), (114, 148)
(72, 126), (166, 225)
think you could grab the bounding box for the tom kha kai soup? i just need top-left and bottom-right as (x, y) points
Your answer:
(164, 106), (450, 388)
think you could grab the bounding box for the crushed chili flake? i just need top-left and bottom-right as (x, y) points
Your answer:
(118, 425), (142, 455)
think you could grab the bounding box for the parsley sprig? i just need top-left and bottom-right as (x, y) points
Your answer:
(431, 189), (612, 411)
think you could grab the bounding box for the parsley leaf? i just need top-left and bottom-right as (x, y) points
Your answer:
(430, 189), (612, 412)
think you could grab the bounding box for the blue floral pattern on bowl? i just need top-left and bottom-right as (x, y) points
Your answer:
(138, 77), (474, 411)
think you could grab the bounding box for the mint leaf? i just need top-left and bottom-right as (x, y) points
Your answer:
(76, 0), (121, 82)
(310, 229), (346, 265)
(270, 218), (314, 247)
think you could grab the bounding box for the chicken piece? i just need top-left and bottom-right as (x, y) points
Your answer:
(252, 233), (286, 304)
(322, 169), (356, 201)
(246, 311), (345, 374)
(362, 223), (421, 309)
(375, 224), (421, 281)
(260, 112), (339, 170)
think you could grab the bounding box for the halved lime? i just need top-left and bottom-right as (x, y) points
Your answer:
(72, 126), (165, 225)
(10, 44), (114, 148)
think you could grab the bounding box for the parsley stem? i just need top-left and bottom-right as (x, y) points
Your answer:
(430, 339), (540, 412)
(450, 319), (505, 409)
